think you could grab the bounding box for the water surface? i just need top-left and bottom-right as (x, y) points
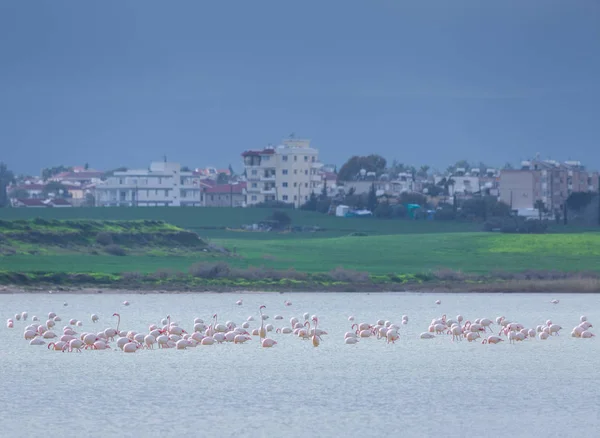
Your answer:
(1, 292), (598, 438)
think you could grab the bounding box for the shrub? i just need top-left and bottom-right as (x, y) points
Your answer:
(327, 267), (370, 283)
(374, 202), (393, 218)
(104, 244), (126, 256)
(96, 232), (113, 246)
(189, 262), (231, 279)
(255, 200), (294, 209)
(266, 210), (292, 229)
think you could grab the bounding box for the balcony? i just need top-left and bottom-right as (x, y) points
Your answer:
(246, 174), (261, 181)
(311, 175), (323, 182)
(245, 185), (261, 193)
(260, 174), (276, 182)
(261, 187), (276, 195)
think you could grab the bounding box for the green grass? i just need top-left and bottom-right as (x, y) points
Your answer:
(3, 232), (600, 275)
(0, 207), (481, 238)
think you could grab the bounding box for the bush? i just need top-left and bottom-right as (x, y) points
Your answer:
(435, 206), (456, 221)
(189, 262), (231, 279)
(327, 267), (370, 283)
(374, 202), (393, 218)
(104, 244), (126, 256)
(96, 232), (113, 246)
(266, 210), (292, 229)
(391, 204), (407, 218)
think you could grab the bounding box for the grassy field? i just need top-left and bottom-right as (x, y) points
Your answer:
(0, 207), (483, 239)
(2, 232), (600, 275)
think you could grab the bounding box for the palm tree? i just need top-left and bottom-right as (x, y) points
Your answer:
(0, 162), (15, 207)
(418, 165), (430, 178)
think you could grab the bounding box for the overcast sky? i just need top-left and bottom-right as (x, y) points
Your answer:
(1, 0), (599, 174)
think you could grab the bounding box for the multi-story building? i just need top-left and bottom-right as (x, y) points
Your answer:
(95, 161), (204, 207)
(242, 138), (323, 207)
(499, 159), (599, 212)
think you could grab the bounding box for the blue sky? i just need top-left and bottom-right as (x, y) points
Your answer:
(1, 0), (599, 174)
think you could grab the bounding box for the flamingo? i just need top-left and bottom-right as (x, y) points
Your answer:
(312, 317), (322, 347)
(262, 338), (277, 348)
(258, 306), (267, 339)
(91, 314), (99, 323)
(482, 336), (503, 344)
(236, 300), (243, 306)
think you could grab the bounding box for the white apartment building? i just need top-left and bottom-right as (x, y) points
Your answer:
(95, 161), (204, 207)
(242, 138), (323, 207)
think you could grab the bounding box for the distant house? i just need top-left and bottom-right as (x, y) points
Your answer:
(8, 183), (47, 199)
(204, 183), (246, 207)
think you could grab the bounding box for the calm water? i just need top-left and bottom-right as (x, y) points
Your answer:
(1, 292), (599, 438)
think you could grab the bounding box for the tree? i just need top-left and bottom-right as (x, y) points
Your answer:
(267, 210), (292, 229)
(503, 162), (514, 170)
(228, 164), (235, 176)
(367, 183), (378, 212)
(337, 155), (387, 181)
(84, 163), (89, 170)
(216, 172), (229, 185)
(83, 193), (96, 207)
(41, 165), (72, 181)
(300, 192), (318, 211)
(320, 180), (328, 200)
(566, 192), (593, 212)
(417, 165), (430, 178)
(374, 200), (393, 218)
(437, 177), (455, 196)
(534, 200), (546, 221)
(399, 192), (427, 207)
(181, 166), (191, 172)
(43, 181), (69, 198)
(423, 183), (444, 197)
(0, 162), (15, 207)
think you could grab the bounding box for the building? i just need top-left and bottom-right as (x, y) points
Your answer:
(204, 183), (246, 207)
(242, 138), (323, 207)
(499, 159), (599, 211)
(95, 161), (205, 207)
(8, 183), (46, 199)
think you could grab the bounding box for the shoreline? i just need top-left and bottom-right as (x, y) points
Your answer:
(2, 277), (600, 294)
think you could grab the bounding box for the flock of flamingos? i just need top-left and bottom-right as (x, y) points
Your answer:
(5, 298), (596, 352)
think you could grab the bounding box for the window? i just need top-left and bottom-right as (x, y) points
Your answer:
(119, 178), (124, 184)
(293, 182), (297, 187)
(120, 191), (127, 201)
(282, 195), (288, 201)
(158, 177), (162, 184)
(312, 157), (315, 162)
(262, 155), (270, 161)
(305, 170), (308, 175)
(251, 195), (257, 201)
(282, 156), (288, 162)
(282, 182), (288, 188)
(252, 183), (257, 188)
(282, 169), (288, 175)
(294, 156), (297, 161)
(305, 195), (308, 200)
(210, 195), (214, 201)
(251, 170), (257, 175)
(305, 183), (308, 188)
(155, 189), (159, 195)
(164, 189), (169, 196)
(181, 190), (187, 198)
(294, 169), (298, 174)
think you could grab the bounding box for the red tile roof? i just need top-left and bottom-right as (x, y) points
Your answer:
(15, 199), (48, 207)
(205, 183), (246, 194)
(49, 198), (72, 206)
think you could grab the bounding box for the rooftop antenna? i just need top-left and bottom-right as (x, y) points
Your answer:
(163, 155), (167, 163)
(289, 132), (295, 139)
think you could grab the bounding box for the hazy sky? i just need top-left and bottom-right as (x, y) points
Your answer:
(1, 0), (599, 175)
